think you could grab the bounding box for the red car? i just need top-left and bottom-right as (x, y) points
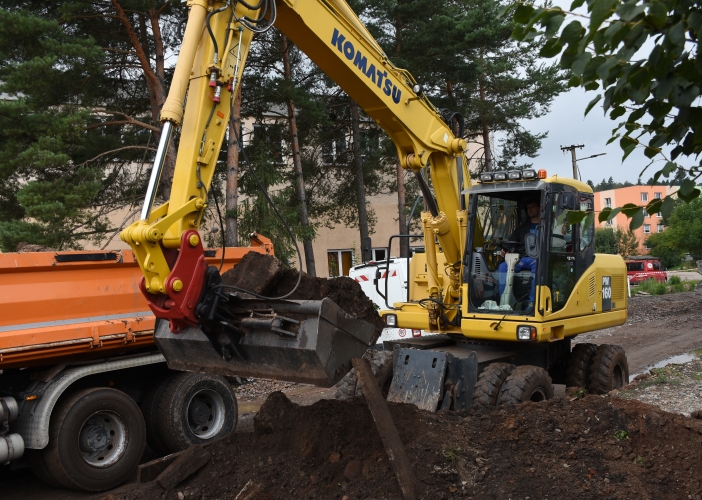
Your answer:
(626, 257), (667, 284)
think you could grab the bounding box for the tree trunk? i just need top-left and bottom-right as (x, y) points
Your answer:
(396, 157), (409, 258)
(281, 34), (316, 276)
(395, 5), (408, 258)
(349, 100), (369, 257)
(225, 86), (242, 246)
(478, 62), (492, 172)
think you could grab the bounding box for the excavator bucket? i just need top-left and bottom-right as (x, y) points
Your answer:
(154, 296), (376, 387)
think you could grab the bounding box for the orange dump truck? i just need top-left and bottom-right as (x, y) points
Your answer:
(0, 237), (271, 491)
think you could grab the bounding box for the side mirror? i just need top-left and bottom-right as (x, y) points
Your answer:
(524, 232), (540, 259)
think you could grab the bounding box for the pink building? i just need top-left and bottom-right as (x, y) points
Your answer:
(593, 185), (678, 254)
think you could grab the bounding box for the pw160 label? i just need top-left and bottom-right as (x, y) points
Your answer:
(331, 28), (402, 104)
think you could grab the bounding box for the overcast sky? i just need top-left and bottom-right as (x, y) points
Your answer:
(520, 87), (654, 185)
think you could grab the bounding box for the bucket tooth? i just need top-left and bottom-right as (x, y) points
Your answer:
(154, 298), (377, 387)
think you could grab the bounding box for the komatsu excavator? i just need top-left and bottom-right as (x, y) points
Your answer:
(122, 0), (630, 412)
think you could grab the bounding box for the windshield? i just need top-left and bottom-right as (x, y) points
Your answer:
(468, 193), (540, 316)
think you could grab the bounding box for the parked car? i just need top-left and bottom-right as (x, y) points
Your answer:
(625, 256), (667, 284)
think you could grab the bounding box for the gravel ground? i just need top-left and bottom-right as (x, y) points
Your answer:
(234, 379), (296, 402)
(618, 358), (702, 417)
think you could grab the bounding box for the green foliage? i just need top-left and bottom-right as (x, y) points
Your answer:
(356, 0), (566, 172)
(646, 198), (702, 263)
(441, 446), (462, 463)
(594, 226), (639, 255)
(669, 275), (681, 285)
(587, 177), (635, 192)
(508, 0), (702, 227)
(634, 279), (667, 296)
(613, 430), (629, 441)
(0, 2), (185, 250)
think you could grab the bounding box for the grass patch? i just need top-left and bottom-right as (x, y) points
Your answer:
(669, 275), (682, 285)
(635, 455), (646, 467)
(571, 388), (588, 399)
(613, 430), (629, 441)
(638, 366), (682, 388)
(632, 278), (699, 296)
(635, 279), (668, 295)
(441, 446), (461, 463)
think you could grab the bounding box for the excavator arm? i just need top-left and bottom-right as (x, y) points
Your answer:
(120, 0), (468, 384)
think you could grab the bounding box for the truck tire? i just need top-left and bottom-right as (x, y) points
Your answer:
(565, 343), (598, 388)
(140, 374), (173, 456)
(40, 387), (145, 491)
(472, 363), (515, 407)
(497, 365), (554, 405)
(588, 344), (629, 394)
(334, 349), (394, 400)
(154, 372), (237, 454)
(26, 449), (61, 488)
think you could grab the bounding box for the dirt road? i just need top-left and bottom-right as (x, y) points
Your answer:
(574, 290), (702, 374)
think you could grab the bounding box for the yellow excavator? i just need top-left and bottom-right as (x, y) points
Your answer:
(121, 0), (630, 411)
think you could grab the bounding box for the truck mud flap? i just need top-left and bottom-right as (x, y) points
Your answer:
(154, 298), (376, 387)
(387, 347), (477, 412)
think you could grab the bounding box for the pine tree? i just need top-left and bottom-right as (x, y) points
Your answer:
(0, 1), (188, 251)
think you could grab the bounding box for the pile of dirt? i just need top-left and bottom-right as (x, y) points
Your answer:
(221, 252), (385, 336)
(117, 393), (702, 500)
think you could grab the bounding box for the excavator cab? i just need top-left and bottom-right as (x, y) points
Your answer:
(466, 174), (596, 317)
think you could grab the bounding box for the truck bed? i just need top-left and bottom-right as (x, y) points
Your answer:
(0, 245), (270, 369)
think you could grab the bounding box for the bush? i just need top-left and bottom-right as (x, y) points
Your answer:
(672, 282), (686, 293)
(637, 279), (668, 295)
(669, 275), (681, 285)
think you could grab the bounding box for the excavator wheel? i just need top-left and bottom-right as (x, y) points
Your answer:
(565, 343), (598, 388)
(588, 344), (629, 394)
(335, 349), (394, 400)
(497, 366), (554, 405)
(472, 363), (515, 407)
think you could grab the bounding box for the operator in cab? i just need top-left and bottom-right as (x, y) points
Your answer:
(498, 198), (540, 312)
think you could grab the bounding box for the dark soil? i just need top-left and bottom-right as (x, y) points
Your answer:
(114, 392), (702, 500)
(221, 252), (385, 336)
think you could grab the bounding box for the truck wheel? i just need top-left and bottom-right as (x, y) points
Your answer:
(155, 372), (237, 454)
(41, 387), (145, 491)
(565, 343), (598, 388)
(140, 374), (173, 456)
(588, 344), (629, 394)
(497, 366), (554, 405)
(472, 363), (515, 407)
(26, 449), (61, 488)
(334, 350), (394, 400)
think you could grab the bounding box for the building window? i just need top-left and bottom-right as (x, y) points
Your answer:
(643, 224), (651, 234)
(410, 247), (424, 256)
(657, 224), (664, 233)
(322, 132), (348, 165)
(605, 219), (613, 226)
(371, 248), (387, 262)
(604, 197), (612, 208)
(644, 244), (650, 251)
(657, 212), (662, 218)
(654, 192), (661, 199)
(327, 249), (353, 277)
(642, 209), (649, 217)
(641, 192), (648, 202)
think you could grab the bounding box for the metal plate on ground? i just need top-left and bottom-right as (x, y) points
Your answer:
(387, 347), (447, 411)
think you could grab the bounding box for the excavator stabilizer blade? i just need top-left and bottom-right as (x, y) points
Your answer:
(154, 298), (376, 387)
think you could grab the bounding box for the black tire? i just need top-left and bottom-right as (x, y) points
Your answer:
(26, 449), (62, 488)
(497, 365), (554, 405)
(472, 363), (515, 407)
(41, 387), (146, 491)
(155, 372), (237, 454)
(140, 373), (173, 456)
(565, 343), (598, 388)
(334, 349), (394, 400)
(588, 344), (629, 394)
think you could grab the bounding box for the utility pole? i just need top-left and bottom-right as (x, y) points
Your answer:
(561, 144), (584, 179)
